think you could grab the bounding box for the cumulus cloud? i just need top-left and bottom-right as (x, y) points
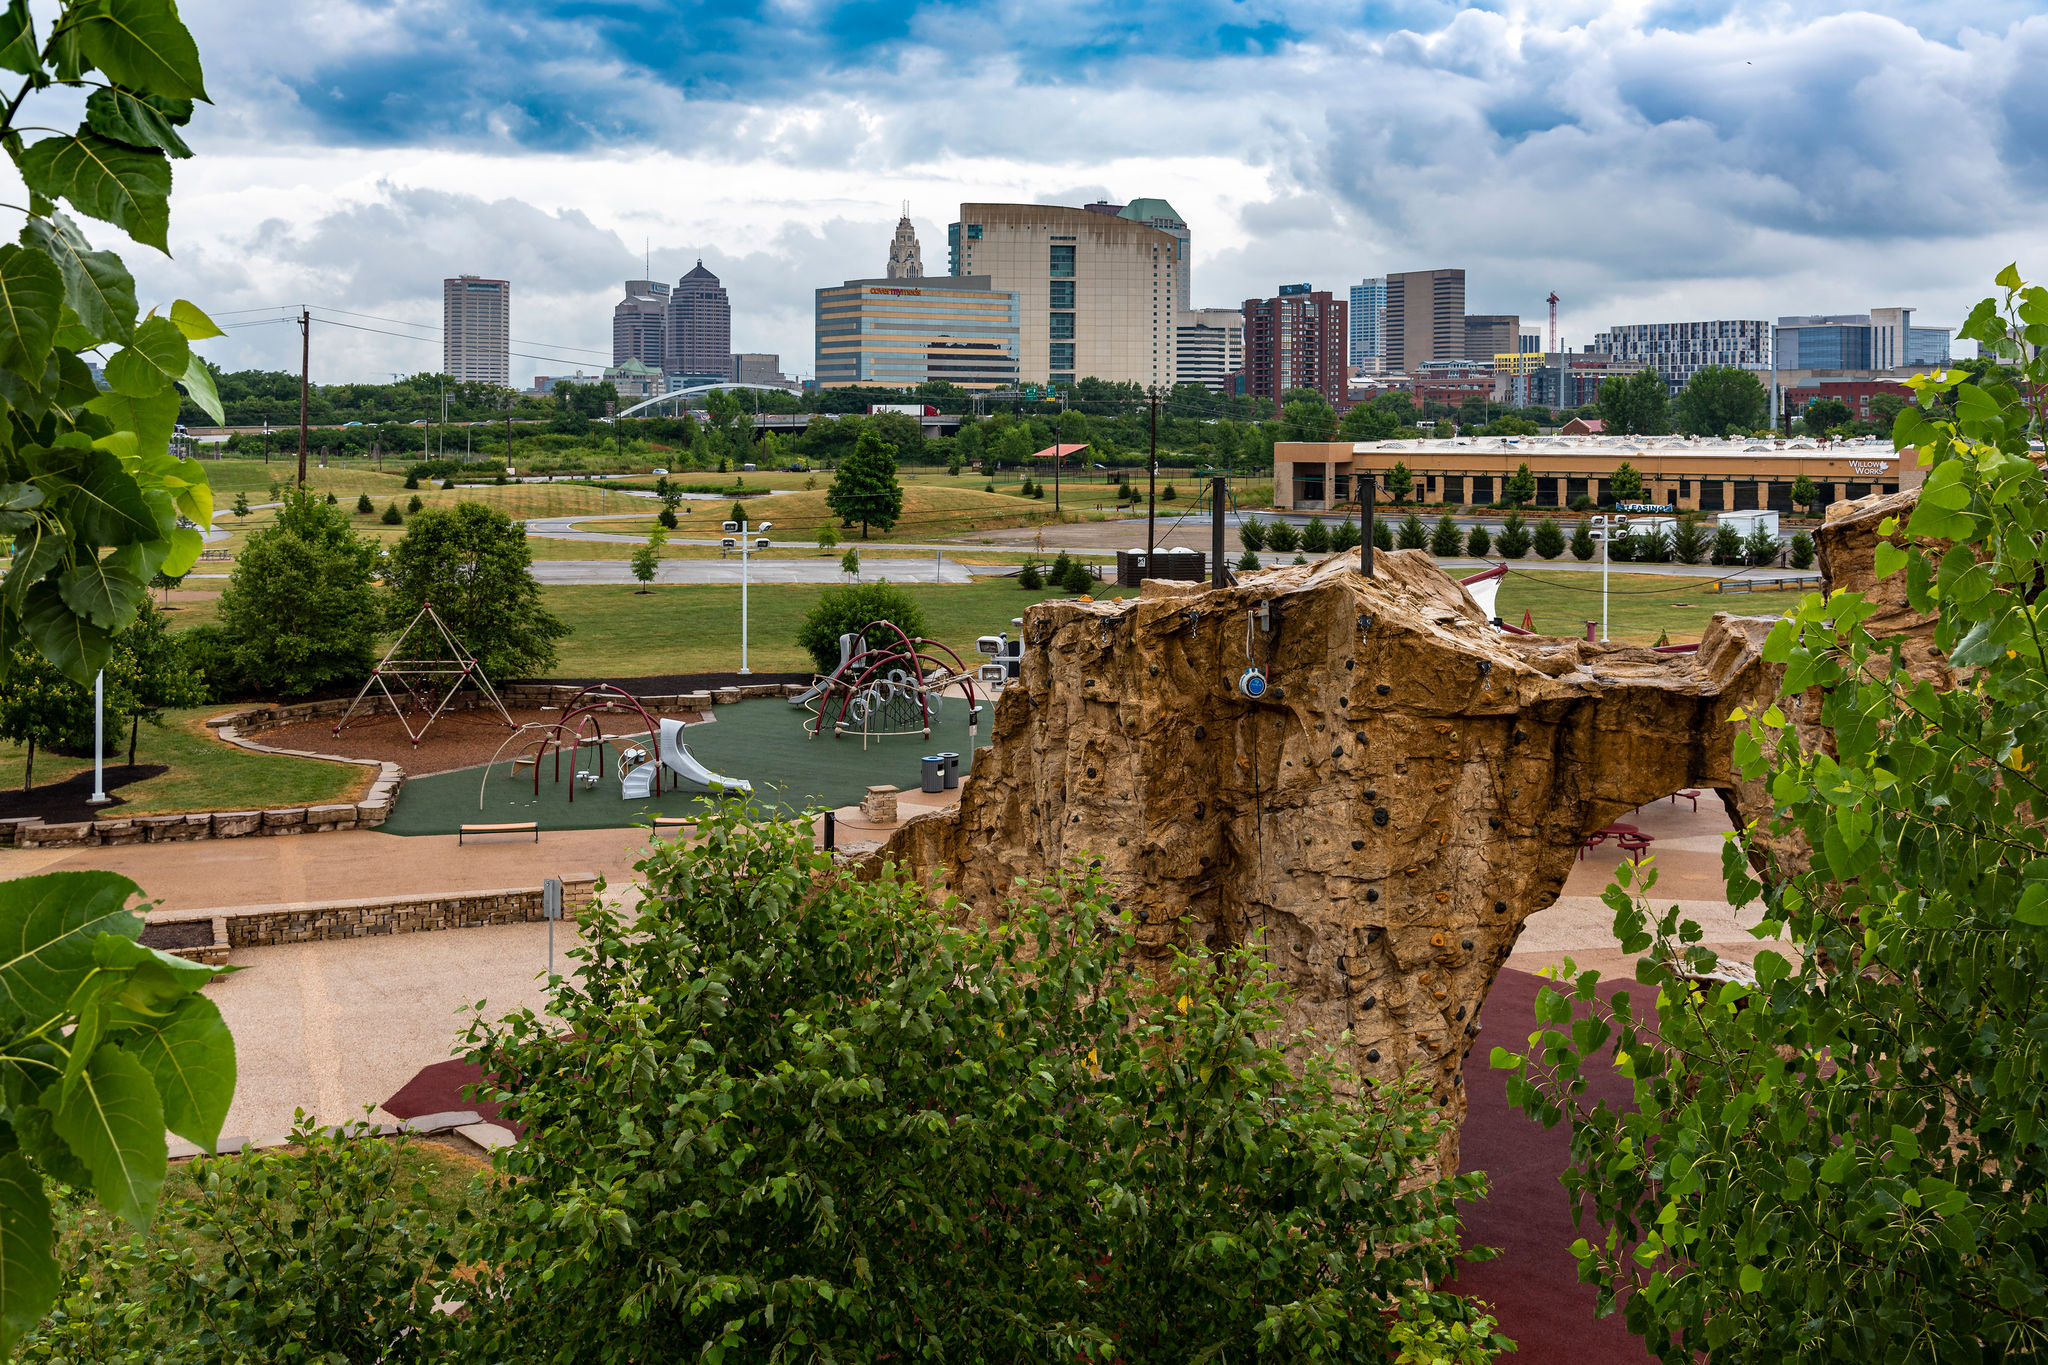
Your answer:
(119, 1), (2048, 380)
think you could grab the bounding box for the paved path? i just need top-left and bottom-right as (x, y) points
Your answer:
(532, 556), (974, 585)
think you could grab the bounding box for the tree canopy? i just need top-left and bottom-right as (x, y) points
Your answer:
(382, 503), (568, 680)
(1597, 368), (1671, 436)
(215, 492), (382, 700)
(1672, 365), (1768, 437)
(825, 428), (905, 539)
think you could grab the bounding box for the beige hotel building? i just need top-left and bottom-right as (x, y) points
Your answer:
(947, 204), (1179, 389)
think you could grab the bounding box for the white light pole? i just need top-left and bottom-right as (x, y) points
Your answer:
(724, 519), (772, 674)
(1589, 513), (1628, 642)
(87, 670), (109, 805)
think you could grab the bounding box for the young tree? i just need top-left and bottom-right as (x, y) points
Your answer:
(218, 492), (382, 700)
(826, 429), (905, 539)
(380, 501), (402, 525)
(1743, 523), (1781, 566)
(1495, 510), (1531, 559)
(1373, 517), (1395, 551)
(1497, 269), (2048, 1360)
(233, 490), (251, 517)
(1329, 517), (1361, 552)
(816, 525), (840, 554)
(1608, 461), (1645, 502)
(1430, 514), (1463, 556)
(460, 816), (1499, 1364)
(1264, 518), (1301, 554)
(1397, 511), (1429, 550)
(841, 547), (861, 581)
(729, 501), (749, 526)
(1236, 548), (1261, 572)
(1788, 530), (1814, 569)
(1570, 516), (1597, 561)
(1300, 515), (1331, 553)
(1238, 514), (1267, 552)
(1464, 523), (1492, 557)
(1790, 473), (1819, 515)
(1711, 523), (1745, 565)
(356, 492), (374, 514)
(408, 494), (424, 514)
(1532, 516), (1566, 560)
(1385, 461), (1415, 505)
(383, 503), (568, 679)
(796, 581), (926, 671)
(1503, 462), (1537, 505)
(629, 526), (663, 593)
(1671, 365), (1768, 437)
(1671, 512), (1707, 565)
(116, 600), (205, 765)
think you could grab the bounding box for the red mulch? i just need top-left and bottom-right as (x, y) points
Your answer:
(257, 706), (703, 777)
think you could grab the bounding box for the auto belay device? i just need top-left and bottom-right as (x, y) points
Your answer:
(1237, 667), (1268, 699)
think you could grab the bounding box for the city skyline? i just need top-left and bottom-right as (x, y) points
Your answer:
(125, 2), (2043, 385)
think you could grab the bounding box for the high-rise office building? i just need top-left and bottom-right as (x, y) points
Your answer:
(947, 203), (1178, 387)
(443, 275), (509, 385)
(613, 279), (668, 369)
(734, 353), (785, 385)
(886, 209), (923, 279)
(1592, 319), (1772, 391)
(1774, 309), (1945, 372)
(1383, 269), (1465, 374)
(667, 260), (733, 380)
(1463, 314), (1520, 362)
(1349, 277), (1386, 372)
(1174, 309), (1243, 392)
(1115, 199), (1190, 312)
(1240, 284), (1347, 408)
(815, 276), (1021, 390)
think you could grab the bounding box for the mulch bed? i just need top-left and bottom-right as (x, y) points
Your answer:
(0, 764), (168, 823)
(139, 920), (214, 951)
(257, 705), (708, 777)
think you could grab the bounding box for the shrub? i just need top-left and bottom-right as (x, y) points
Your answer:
(1330, 518), (1360, 552)
(494, 473), (509, 485)
(1050, 550), (1074, 582)
(1495, 511), (1531, 559)
(1237, 549), (1261, 571)
(1162, 483), (1178, 501)
(1671, 513), (1706, 565)
(356, 492), (374, 514)
(403, 473), (420, 490)
(1398, 511), (1429, 549)
(1744, 525), (1781, 566)
(380, 502), (402, 525)
(984, 481), (996, 493)
(657, 507), (678, 530)
(730, 501), (749, 525)
(407, 494), (423, 514)
(1464, 523), (1491, 557)
(441, 477), (455, 490)
(1019, 560), (1043, 589)
(178, 623), (245, 702)
(325, 491), (338, 505)
(383, 504), (569, 679)
(1301, 516), (1331, 554)
(795, 580), (930, 672)
(1265, 519), (1302, 554)
(1532, 517), (1565, 560)
(1569, 493), (1594, 512)
(1062, 558), (1096, 593)
(1571, 517), (1596, 561)
(1790, 531), (1815, 570)
(216, 492), (381, 699)
(1238, 514), (1267, 552)
(1636, 526), (1673, 563)
(1430, 515), (1462, 556)
(1374, 517), (1395, 551)
(1711, 524), (1745, 565)
(1030, 482), (1045, 500)
(457, 814), (1496, 1363)
(1609, 531), (1637, 563)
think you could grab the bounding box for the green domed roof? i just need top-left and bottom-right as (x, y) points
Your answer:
(1117, 198), (1185, 227)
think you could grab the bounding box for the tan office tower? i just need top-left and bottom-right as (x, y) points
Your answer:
(443, 275), (510, 385)
(1383, 269), (1465, 374)
(948, 203), (1178, 387)
(1463, 313), (1519, 361)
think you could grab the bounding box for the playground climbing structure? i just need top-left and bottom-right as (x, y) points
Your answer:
(792, 621), (984, 747)
(333, 603), (513, 745)
(479, 684), (749, 810)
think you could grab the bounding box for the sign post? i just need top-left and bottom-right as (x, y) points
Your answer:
(543, 877), (563, 978)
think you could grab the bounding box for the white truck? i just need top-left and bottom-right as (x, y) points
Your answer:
(1716, 510), (1779, 539)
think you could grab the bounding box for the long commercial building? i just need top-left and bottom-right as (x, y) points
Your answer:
(1590, 319), (1771, 391)
(814, 276), (1020, 390)
(1270, 435), (1909, 514)
(1175, 308), (1243, 392)
(443, 275), (509, 385)
(1241, 285), (1347, 407)
(948, 202), (1178, 387)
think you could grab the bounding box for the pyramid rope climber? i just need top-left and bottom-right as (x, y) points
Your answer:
(331, 603), (514, 746)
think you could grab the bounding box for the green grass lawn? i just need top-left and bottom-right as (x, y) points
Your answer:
(1494, 570), (1799, 645)
(0, 706), (369, 815)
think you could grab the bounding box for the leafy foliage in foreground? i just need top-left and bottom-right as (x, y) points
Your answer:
(1496, 267), (2048, 1360)
(460, 811), (1504, 1362)
(0, 0), (222, 687)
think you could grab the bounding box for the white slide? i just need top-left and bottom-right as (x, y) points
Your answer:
(621, 718), (752, 798)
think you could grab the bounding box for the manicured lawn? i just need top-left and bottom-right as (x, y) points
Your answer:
(0, 707), (369, 815)
(567, 485), (1063, 541)
(1493, 569), (1799, 645)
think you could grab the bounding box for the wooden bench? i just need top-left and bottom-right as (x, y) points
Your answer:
(458, 821), (538, 844)
(650, 817), (697, 837)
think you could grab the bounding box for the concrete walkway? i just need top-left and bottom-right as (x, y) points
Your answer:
(531, 556), (974, 585)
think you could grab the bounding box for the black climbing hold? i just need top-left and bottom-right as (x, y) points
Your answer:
(1455, 1074), (1463, 1087)
(1364, 789), (1377, 801)
(1136, 909), (1149, 923)
(1194, 725), (1207, 740)
(1360, 994), (1376, 1009)
(1200, 856), (1211, 867)
(1090, 859), (1101, 869)
(1087, 767), (1097, 778)
(1466, 1022), (1479, 1036)
(1195, 802), (1206, 818)
(1346, 659), (1355, 671)
(1365, 889), (1379, 903)
(1352, 839), (1364, 850)
(1494, 900), (1507, 914)
(1332, 747), (1343, 760)
(1455, 1005), (1467, 1020)
(1376, 683), (1391, 696)
(1478, 660), (1491, 675)
(1461, 939), (1473, 951)
(1515, 729), (1528, 744)
(1272, 687), (1286, 700)
(1338, 697), (1347, 707)
(1366, 928), (1382, 944)
(1149, 664), (1159, 676)
(1373, 808), (1389, 826)
(1367, 1049), (1381, 1063)
(1355, 731), (1367, 745)
(1488, 816), (1501, 829)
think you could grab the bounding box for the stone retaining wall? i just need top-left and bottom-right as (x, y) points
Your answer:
(143, 878), (597, 957)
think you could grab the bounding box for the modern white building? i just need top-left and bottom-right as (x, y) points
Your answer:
(1174, 309), (1243, 392)
(1349, 276), (1386, 373)
(1591, 319), (1772, 392)
(443, 275), (509, 386)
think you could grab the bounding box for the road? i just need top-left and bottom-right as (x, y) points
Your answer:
(531, 557), (975, 586)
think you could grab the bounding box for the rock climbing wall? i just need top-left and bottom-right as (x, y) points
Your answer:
(880, 494), (1921, 1172)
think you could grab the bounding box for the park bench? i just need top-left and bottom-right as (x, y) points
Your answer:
(651, 816), (697, 837)
(458, 821), (539, 844)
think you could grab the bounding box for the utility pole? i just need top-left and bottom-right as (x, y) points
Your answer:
(297, 308), (309, 488)
(1146, 385), (1159, 554)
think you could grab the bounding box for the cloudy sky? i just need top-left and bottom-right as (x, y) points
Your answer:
(78, 1), (2048, 384)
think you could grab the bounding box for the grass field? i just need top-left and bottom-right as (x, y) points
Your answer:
(0, 706), (370, 814)
(1493, 570), (1799, 644)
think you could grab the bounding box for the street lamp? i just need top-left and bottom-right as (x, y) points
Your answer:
(1588, 513), (1629, 642)
(723, 518), (773, 674)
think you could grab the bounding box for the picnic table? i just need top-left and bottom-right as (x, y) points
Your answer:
(1580, 823), (1654, 859)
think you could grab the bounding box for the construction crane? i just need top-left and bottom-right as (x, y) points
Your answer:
(1546, 292), (1560, 352)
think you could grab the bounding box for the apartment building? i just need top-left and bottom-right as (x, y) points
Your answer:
(442, 275), (509, 386)
(1240, 284), (1347, 408)
(1591, 319), (1771, 391)
(667, 260), (733, 380)
(1174, 309), (1243, 392)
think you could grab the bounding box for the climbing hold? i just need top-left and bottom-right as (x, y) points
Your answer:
(1373, 808), (1389, 826)
(1515, 729), (1528, 744)
(1338, 697), (1347, 707)
(1194, 802), (1206, 818)
(1087, 767), (1097, 778)
(1455, 1005), (1467, 1020)
(1488, 816), (1501, 829)
(1461, 939), (1473, 950)
(1366, 928), (1382, 944)
(1194, 725), (1207, 740)
(1367, 1049), (1381, 1063)
(1200, 855), (1211, 867)
(1477, 660), (1491, 675)
(1376, 683), (1391, 696)
(1494, 900), (1507, 914)
(1085, 679), (1095, 687)
(1363, 789), (1378, 802)
(1430, 933), (1445, 947)
(1346, 658), (1355, 670)
(1352, 839), (1365, 850)
(1090, 859), (1101, 869)
(1365, 889), (1379, 902)
(1331, 747), (1343, 760)
(1149, 664), (1159, 676)
(1136, 909), (1149, 923)
(1355, 731), (1368, 745)
(1360, 994), (1376, 1009)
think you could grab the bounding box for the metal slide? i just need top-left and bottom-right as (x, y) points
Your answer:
(789, 633), (859, 708)
(621, 718), (753, 798)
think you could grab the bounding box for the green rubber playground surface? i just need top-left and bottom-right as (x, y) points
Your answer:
(379, 697), (985, 836)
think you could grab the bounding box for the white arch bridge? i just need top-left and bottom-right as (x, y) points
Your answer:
(609, 383), (801, 419)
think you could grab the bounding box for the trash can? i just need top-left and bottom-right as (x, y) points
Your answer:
(921, 755), (946, 793)
(938, 752), (960, 789)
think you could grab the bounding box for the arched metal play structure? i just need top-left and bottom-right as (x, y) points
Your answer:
(478, 683), (749, 809)
(791, 621), (984, 748)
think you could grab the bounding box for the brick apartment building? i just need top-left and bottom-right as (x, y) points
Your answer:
(1241, 284), (1348, 408)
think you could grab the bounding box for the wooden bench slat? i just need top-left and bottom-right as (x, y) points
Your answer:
(458, 821), (539, 844)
